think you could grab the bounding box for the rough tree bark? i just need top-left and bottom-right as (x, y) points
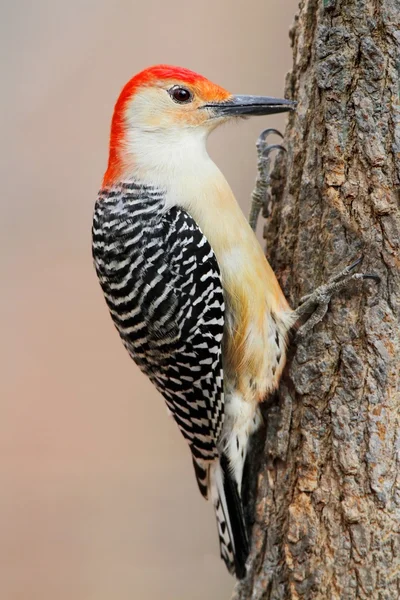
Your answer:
(234, 1), (400, 599)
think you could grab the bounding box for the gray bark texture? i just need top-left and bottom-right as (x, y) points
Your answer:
(234, 1), (400, 598)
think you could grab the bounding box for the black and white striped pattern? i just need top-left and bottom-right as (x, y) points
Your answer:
(92, 180), (249, 577)
(92, 180), (225, 460)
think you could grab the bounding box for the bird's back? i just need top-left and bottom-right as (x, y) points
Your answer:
(92, 179), (226, 459)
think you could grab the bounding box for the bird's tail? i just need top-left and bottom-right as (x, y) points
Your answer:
(210, 455), (249, 579)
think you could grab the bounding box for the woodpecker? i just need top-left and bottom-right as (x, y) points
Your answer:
(92, 64), (296, 578)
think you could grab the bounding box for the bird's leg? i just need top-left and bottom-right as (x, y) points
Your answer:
(249, 129), (286, 232)
(294, 257), (380, 340)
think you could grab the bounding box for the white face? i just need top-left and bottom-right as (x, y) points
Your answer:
(124, 79), (232, 134)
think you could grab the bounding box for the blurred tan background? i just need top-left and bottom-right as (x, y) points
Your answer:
(1, 1), (297, 598)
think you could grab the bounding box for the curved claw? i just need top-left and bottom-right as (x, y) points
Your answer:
(363, 273), (381, 283)
(347, 256), (363, 272)
(257, 128), (284, 148)
(345, 256), (380, 283)
(261, 144), (286, 158)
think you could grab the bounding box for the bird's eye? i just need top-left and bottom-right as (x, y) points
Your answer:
(169, 86), (193, 104)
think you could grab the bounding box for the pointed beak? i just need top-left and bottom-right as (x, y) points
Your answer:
(202, 94), (297, 117)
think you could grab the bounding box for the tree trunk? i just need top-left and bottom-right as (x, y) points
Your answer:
(234, 1), (400, 598)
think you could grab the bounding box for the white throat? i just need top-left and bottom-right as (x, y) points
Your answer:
(124, 125), (233, 221)
(126, 126), (215, 185)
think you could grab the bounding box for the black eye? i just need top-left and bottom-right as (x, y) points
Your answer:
(169, 86), (193, 104)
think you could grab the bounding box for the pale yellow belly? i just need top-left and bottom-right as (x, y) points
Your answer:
(220, 248), (293, 402)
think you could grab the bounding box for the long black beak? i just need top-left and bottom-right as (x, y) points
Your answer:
(202, 94), (296, 117)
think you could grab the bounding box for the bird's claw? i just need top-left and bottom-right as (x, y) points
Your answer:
(298, 256), (362, 305)
(256, 128), (283, 147)
(294, 256), (380, 340)
(249, 129), (286, 231)
(260, 144), (286, 175)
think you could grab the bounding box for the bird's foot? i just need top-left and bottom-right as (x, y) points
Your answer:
(249, 128), (286, 232)
(294, 257), (380, 341)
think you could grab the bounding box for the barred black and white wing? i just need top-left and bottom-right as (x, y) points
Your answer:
(92, 181), (248, 578)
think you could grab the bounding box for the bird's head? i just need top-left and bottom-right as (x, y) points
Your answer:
(103, 65), (296, 186)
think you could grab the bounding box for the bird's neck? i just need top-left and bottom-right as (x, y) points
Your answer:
(120, 127), (245, 249)
(121, 126), (213, 183)
(114, 128), (274, 280)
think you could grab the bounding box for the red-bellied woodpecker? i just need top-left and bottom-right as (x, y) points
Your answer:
(92, 65), (378, 579)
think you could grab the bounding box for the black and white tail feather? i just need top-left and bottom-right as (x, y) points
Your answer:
(193, 455), (249, 578)
(211, 457), (249, 578)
